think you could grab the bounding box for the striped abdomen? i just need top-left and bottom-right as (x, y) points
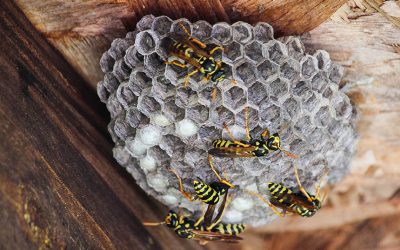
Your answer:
(268, 182), (295, 208)
(211, 224), (245, 235)
(212, 139), (240, 148)
(169, 41), (195, 58)
(193, 180), (220, 205)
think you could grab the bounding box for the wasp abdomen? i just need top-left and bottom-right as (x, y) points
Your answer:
(193, 180), (219, 205)
(212, 139), (237, 148)
(211, 224), (245, 235)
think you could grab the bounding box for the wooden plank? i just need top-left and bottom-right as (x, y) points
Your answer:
(0, 1), (203, 249)
(13, 0), (345, 87)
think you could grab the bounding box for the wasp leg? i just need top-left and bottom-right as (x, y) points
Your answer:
(315, 168), (329, 200)
(293, 163), (313, 202)
(206, 194), (232, 231)
(208, 155), (234, 188)
(184, 69), (199, 89)
(209, 45), (224, 55)
(222, 122), (249, 147)
(165, 60), (187, 68)
(246, 190), (284, 217)
(168, 167), (196, 202)
(194, 203), (207, 227)
(244, 107), (251, 141)
(142, 221), (166, 226)
(261, 128), (270, 139)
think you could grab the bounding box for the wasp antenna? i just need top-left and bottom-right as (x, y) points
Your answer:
(168, 167), (194, 201)
(142, 221), (165, 226)
(316, 168), (329, 200)
(245, 190), (284, 217)
(293, 162), (314, 202)
(281, 149), (299, 159)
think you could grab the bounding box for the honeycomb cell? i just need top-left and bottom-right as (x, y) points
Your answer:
(314, 50), (332, 71)
(116, 81), (137, 109)
(151, 76), (175, 101)
(125, 136), (147, 157)
(184, 147), (208, 166)
(300, 55), (318, 79)
(329, 64), (344, 85)
(323, 84), (337, 100)
(107, 120), (118, 143)
(124, 46), (144, 69)
(308, 128), (328, 151)
(108, 38), (130, 60)
(223, 86), (246, 111)
(139, 125), (163, 147)
(114, 115), (134, 140)
(310, 71), (329, 92)
(106, 94), (123, 118)
(113, 59), (131, 82)
(100, 52), (115, 73)
(234, 61), (257, 85)
(126, 106), (150, 129)
(175, 87), (198, 108)
(314, 106), (332, 128)
(135, 30), (157, 55)
(222, 41), (243, 64)
(192, 20), (213, 41)
(145, 52), (165, 75)
(232, 21), (253, 44)
(289, 138), (310, 155)
(162, 98), (185, 122)
(198, 86), (222, 107)
(129, 70), (152, 96)
(175, 119), (199, 138)
(151, 16), (173, 37)
(248, 81), (269, 106)
(113, 146), (131, 166)
(280, 59), (300, 82)
(125, 31), (138, 44)
(268, 78), (289, 100)
(164, 63), (188, 85)
(292, 80), (311, 99)
(186, 105), (209, 124)
(257, 60), (279, 83)
(197, 125), (220, 142)
(259, 103), (281, 128)
(244, 41), (264, 64)
(331, 93), (352, 120)
(147, 146), (170, 167)
(302, 91), (320, 114)
(210, 105), (235, 127)
(103, 72), (119, 93)
(136, 14), (155, 31)
(282, 97), (300, 119)
(286, 37), (305, 61)
(137, 94), (161, 117)
(264, 40), (288, 65)
(253, 22), (274, 43)
(293, 115), (315, 137)
(97, 81), (109, 103)
(236, 106), (258, 131)
(170, 19), (191, 36)
(211, 22), (233, 44)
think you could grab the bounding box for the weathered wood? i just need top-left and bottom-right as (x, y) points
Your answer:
(14, 0), (346, 87)
(0, 1), (203, 249)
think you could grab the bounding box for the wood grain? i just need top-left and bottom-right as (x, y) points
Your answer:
(0, 1), (203, 249)
(13, 0), (346, 87)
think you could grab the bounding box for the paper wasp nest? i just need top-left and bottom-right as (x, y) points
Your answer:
(98, 15), (357, 226)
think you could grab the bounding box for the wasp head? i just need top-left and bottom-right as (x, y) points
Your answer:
(266, 133), (281, 150)
(165, 210), (179, 227)
(310, 195), (322, 210)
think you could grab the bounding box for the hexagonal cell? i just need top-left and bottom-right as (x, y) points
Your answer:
(147, 146), (170, 167)
(100, 51), (115, 73)
(97, 81), (109, 103)
(302, 91), (320, 114)
(293, 115), (315, 137)
(170, 19), (192, 36)
(322, 84), (337, 100)
(138, 125), (163, 147)
(137, 94), (162, 117)
(108, 38), (130, 60)
(114, 115), (134, 140)
(192, 20), (213, 41)
(210, 106), (235, 127)
(236, 107), (259, 131)
(244, 41), (264, 64)
(223, 41), (243, 63)
(103, 72), (119, 93)
(197, 86), (222, 107)
(268, 78), (289, 100)
(164, 63), (188, 85)
(314, 50), (332, 71)
(289, 138), (310, 155)
(248, 81), (269, 106)
(286, 37), (304, 60)
(264, 40), (288, 65)
(223, 86), (247, 111)
(282, 97), (300, 119)
(125, 30), (138, 44)
(124, 46), (144, 69)
(175, 87), (198, 108)
(107, 120), (118, 143)
(145, 52), (165, 75)
(116, 81), (137, 109)
(113, 59), (131, 82)
(151, 76), (175, 101)
(308, 128), (328, 151)
(113, 146), (131, 166)
(162, 98), (185, 122)
(159, 135), (186, 159)
(176, 118), (199, 139)
(310, 71), (329, 92)
(331, 93), (352, 120)
(234, 61), (257, 84)
(257, 59), (279, 83)
(128, 70), (152, 96)
(197, 125), (220, 142)
(329, 64), (344, 85)
(135, 30), (158, 55)
(232, 21), (253, 44)
(300, 55), (318, 79)
(211, 22), (232, 44)
(151, 16), (173, 37)
(126, 106), (150, 129)
(253, 22), (274, 43)
(136, 14), (155, 31)
(280, 59), (300, 82)
(106, 94), (123, 118)
(259, 103), (282, 128)
(314, 106), (332, 128)
(186, 105), (209, 124)
(184, 147), (208, 166)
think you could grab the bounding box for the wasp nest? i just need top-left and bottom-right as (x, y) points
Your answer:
(98, 15), (357, 226)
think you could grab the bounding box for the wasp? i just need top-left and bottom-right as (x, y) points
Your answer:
(208, 107), (298, 159)
(164, 22), (234, 99)
(248, 163), (327, 217)
(168, 156), (234, 227)
(143, 210), (245, 244)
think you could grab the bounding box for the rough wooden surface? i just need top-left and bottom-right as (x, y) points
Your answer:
(14, 0), (346, 87)
(0, 1), (203, 249)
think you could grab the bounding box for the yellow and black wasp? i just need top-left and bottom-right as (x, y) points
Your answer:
(248, 163), (327, 217)
(164, 22), (233, 99)
(143, 210), (245, 244)
(168, 156), (234, 227)
(208, 107), (298, 159)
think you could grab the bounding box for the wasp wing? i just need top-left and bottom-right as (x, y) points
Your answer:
(208, 146), (257, 158)
(191, 230), (243, 243)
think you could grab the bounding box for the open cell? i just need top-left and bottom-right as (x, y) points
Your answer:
(300, 55), (318, 79)
(223, 86), (247, 111)
(210, 105), (235, 127)
(257, 59), (279, 83)
(234, 61), (257, 84)
(211, 22), (233, 44)
(135, 30), (157, 55)
(248, 81), (269, 106)
(264, 41), (288, 65)
(232, 21), (253, 44)
(151, 16), (173, 37)
(244, 41), (264, 64)
(253, 22), (274, 43)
